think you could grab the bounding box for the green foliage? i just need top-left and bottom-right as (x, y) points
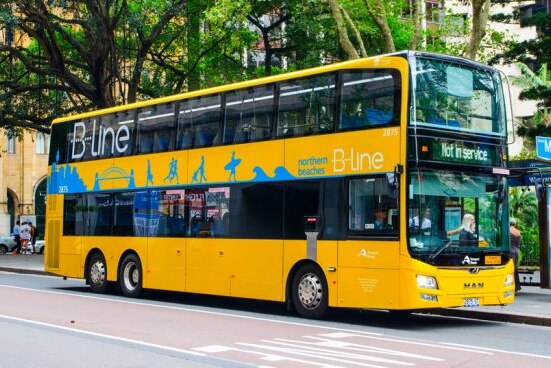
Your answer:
(509, 186), (540, 266)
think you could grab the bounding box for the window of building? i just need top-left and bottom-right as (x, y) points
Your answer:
(36, 132), (46, 154)
(7, 129), (16, 154)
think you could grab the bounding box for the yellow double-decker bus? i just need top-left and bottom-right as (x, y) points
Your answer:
(46, 51), (514, 318)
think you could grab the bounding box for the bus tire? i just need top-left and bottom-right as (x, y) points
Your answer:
(87, 252), (110, 294)
(119, 253), (143, 298)
(291, 263), (328, 319)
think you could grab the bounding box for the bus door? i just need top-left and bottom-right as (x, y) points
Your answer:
(337, 174), (400, 309)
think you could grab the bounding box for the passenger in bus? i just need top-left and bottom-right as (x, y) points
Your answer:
(373, 208), (389, 230)
(409, 207), (432, 235)
(458, 213), (477, 246)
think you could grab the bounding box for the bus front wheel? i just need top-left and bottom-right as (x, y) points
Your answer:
(87, 253), (110, 294)
(119, 254), (143, 298)
(291, 263), (328, 319)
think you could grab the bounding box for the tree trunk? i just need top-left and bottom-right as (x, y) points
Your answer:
(364, 0), (395, 53)
(409, 0), (423, 50)
(327, 0), (359, 59)
(467, 0), (490, 61)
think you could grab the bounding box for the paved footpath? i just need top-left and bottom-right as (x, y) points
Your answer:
(1, 254), (550, 326)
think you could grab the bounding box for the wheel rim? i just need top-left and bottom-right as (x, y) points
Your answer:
(90, 259), (106, 286)
(123, 261), (140, 292)
(0, 247), (6, 254)
(297, 272), (323, 310)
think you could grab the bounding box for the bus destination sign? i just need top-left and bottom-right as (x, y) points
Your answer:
(416, 137), (500, 166)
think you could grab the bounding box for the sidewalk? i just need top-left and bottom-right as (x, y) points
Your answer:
(0, 253), (49, 275)
(1, 253), (550, 326)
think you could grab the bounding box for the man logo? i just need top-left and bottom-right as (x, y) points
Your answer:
(464, 282), (484, 289)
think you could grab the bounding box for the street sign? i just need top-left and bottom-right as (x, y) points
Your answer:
(536, 136), (551, 160)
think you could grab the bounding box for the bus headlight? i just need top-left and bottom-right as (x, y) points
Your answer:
(417, 275), (438, 289)
(504, 274), (514, 287)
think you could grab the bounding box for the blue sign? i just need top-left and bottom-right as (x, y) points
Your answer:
(536, 136), (551, 160)
(547, 187), (551, 287)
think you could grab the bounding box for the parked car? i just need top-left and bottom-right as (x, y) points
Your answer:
(34, 240), (45, 254)
(0, 234), (17, 254)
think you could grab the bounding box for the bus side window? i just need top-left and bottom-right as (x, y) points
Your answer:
(137, 104), (176, 154)
(225, 85), (274, 144)
(277, 74), (336, 138)
(192, 95), (222, 148)
(340, 70), (397, 130)
(177, 100), (194, 149)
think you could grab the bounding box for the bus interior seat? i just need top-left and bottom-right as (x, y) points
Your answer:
(233, 130), (249, 143)
(366, 108), (393, 125)
(139, 135), (154, 153)
(341, 115), (366, 129)
(196, 131), (215, 147)
(177, 130), (194, 149)
(223, 128), (235, 144)
(156, 134), (171, 151)
(427, 115), (461, 128)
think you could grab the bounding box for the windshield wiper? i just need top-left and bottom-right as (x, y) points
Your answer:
(429, 239), (453, 261)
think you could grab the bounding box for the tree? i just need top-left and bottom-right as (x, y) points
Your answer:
(0, 0), (255, 133)
(363, 0), (396, 53)
(246, 1), (293, 75)
(492, 3), (551, 145)
(467, 0), (491, 60)
(509, 186), (540, 265)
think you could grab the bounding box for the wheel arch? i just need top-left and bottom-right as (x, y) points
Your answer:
(285, 259), (326, 309)
(117, 249), (142, 283)
(84, 247), (104, 282)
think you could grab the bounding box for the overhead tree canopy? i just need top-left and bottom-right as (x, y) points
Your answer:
(0, 0), (514, 135)
(0, 0), (255, 133)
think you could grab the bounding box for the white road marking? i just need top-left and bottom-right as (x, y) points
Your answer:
(193, 345), (236, 353)
(0, 313), (204, 357)
(275, 337), (444, 361)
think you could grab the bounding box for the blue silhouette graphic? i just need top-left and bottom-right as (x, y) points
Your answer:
(48, 151), (88, 194)
(163, 157), (180, 184)
(92, 166), (135, 190)
(252, 167), (271, 181)
(128, 169), (136, 188)
(251, 166), (295, 182)
(146, 160), (154, 186)
(191, 156), (207, 183)
(224, 151), (242, 182)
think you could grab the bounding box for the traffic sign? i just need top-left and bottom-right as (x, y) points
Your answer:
(536, 136), (551, 160)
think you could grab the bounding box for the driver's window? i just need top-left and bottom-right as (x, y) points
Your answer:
(348, 176), (398, 236)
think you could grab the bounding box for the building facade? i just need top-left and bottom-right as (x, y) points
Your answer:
(0, 130), (49, 238)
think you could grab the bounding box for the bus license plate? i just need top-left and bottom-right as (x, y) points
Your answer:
(485, 255), (501, 265)
(464, 297), (480, 307)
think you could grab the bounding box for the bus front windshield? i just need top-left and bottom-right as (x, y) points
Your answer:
(408, 170), (508, 265)
(411, 57), (506, 136)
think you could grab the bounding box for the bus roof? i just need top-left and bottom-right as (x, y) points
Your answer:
(51, 50), (490, 125)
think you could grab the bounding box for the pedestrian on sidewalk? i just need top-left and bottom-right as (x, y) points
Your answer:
(12, 220), (21, 254)
(510, 218), (522, 294)
(20, 221), (32, 254)
(29, 222), (38, 254)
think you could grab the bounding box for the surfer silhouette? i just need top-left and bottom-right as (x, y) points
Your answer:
(225, 151), (241, 181)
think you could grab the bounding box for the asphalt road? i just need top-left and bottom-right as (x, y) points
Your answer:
(1, 272), (551, 368)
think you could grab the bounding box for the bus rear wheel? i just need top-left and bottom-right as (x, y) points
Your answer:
(87, 253), (110, 293)
(119, 254), (143, 298)
(291, 263), (328, 319)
